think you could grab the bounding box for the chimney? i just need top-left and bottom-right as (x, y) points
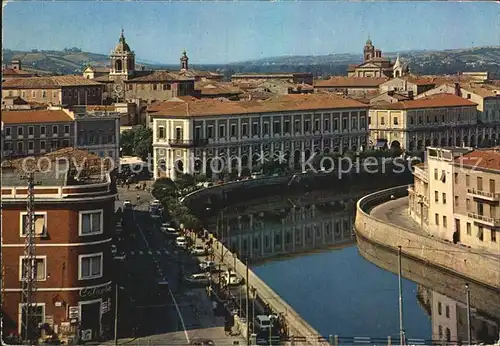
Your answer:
(454, 83), (461, 96)
(11, 59), (21, 70)
(408, 90), (414, 99)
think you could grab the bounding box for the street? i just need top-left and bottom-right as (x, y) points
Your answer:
(112, 185), (246, 345)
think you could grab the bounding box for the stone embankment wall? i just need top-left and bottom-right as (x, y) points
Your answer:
(354, 186), (500, 290)
(213, 239), (329, 346)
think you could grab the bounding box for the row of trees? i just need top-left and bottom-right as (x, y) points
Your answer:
(120, 125), (153, 161)
(152, 176), (203, 230)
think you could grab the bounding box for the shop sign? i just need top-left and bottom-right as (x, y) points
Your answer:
(69, 306), (79, 319)
(79, 284), (112, 299)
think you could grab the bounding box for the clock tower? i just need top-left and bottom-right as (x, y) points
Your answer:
(109, 29), (135, 100)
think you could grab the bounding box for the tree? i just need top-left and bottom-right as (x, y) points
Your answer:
(120, 130), (135, 156)
(176, 174), (196, 191)
(133, 126), (153, 161)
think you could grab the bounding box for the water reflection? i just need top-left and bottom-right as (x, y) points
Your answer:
(357, 234), (500, 345)
(207, 190), (357, 262)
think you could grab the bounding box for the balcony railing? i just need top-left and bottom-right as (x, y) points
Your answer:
(168, 138), (209, 148)
(467, 212), (500, 227)
(467, 188), (500, 202)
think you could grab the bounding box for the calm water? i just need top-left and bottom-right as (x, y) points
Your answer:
(253, 246), (431, 339)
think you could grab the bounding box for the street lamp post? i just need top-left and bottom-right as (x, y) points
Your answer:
(114, 284), (125, 346)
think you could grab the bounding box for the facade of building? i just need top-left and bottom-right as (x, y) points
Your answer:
(347, 39), (408, 78)
(83, 66), (110, 80)
(2, 109), (76, 158)
(2, 76), (104, 107)
(408, 147), (500, 255)
(2, 60), (36, 80)
(231, 73), (314, 85)
(1, 151), (116, 342)
(149, 94), (370, 180)
(368, 93), (480, 151)
(378, 76), (436, 98)
(313, 77), (388, 97)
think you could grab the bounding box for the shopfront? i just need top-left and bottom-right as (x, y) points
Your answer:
(77, 283), (113, 341)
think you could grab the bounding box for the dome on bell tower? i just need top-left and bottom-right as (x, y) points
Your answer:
(114, 29), (131, 53)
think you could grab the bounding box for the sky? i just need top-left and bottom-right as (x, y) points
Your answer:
(3, 1), (500, 65)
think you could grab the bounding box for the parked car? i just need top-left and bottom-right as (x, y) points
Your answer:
(255, 315), (273, 332)
(191, 245), (207, 256)
(176, 236), (188, 248)
(184, 273), (210, 285)
(199, 260), (216, 271)
(222, 271), (242, 286)
(123, 200), (132, 209)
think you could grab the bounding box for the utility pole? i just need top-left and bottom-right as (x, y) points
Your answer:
(114, 284), (119, 346)
(246, 258), (250, 346)
(21, 172), (37, 344)
(466, 283), (472, 345)
(398, 246), (405, 346)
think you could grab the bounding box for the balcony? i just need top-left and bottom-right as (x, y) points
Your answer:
(467, 188), (500, 202)
(168, 138), (208, 148)
(413, 166), (428, 183)
(467, 212), (500, 227)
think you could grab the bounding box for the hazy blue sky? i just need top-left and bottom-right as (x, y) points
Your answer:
(3, 1), (499, 64)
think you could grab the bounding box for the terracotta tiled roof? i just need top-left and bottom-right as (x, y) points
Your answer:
(314, 77), (388, 88)
(2, 109), (74, 124)
(86, 66), (109, 73)
(3, 75), (103, 89)
(93, 75), (113, 83)
(232, 72), (312, 78)
(150, 93), (368, 118)
(180, 69), (222, 78)
(460, 83), (500, 98)
(404, 76), (437, 86)
(2, 68), (34, 76)
(195, 82), (243, 96)
(127, 71), (194, 83)
(372, 93), (477, 110)
(86, 105), (116, 111)
(454, 150), (500, 172)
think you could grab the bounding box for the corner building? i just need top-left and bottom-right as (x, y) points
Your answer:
(1, 155), (116, 342)
(149, 94), (370, 180)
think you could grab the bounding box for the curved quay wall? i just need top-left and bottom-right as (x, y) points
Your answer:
(181, 176), (329, 345)
(354, 186), (500, 290)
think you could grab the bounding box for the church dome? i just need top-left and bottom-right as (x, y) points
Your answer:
(365, 38), (373, 46)
(114, 30), (131, 53)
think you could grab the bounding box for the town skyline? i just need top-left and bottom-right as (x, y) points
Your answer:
(4, 1), (499, 65)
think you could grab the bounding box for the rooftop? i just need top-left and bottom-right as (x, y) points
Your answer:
(195, 81), (243, 96)
(459, 83), (500, 98)
(149, 93), (368, 118)
(2, 68), (34, 76)
(314, 77), (389, 88)
(232, 72), (313, 77)
(2, 109), (74, 124)
(3, 75), (104, 89)
(371, 93), (477, 110)
(126, 70), (194, 83)
(454, 150), (500, 172)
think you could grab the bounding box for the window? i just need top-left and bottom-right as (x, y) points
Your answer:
(492, 230), (497, 243)
(252, 123), (259, 135)
(443, 215), (447, 228)
(52, 125), (58, 134)
(284, 121), (290, 133)
(79, 210), (103, 236)
(175, 127), (182, 141)
(442, 193), (446, 204)
(466, 198), (471, 211)
(194, 127), (201, 140)
(454, 173), (458, 184)
(446, 328), (451, 342)
(467, 222), (471, 235)
(441, 170), (446, 183)
(32, 90), (36, 98)
(158, 126), (165, 138)
(477, 177), (483, 191)
(314, 119), (320, 131)
(381, 117), (385, 125)
(294, 120), (300, 132)
(17, 142), (23, 152)
(435, 213), (439, 225)
(79, 253), (103, 280)
(152, 84), (157, 91)
(263, 123), (269, 135)
(19, 304), (45, 334)
(19, 257), (46, 281)
(231, 124), (236, 137)
(17, 127), (23, 136)
(333, 118), (339, 131)
(435, 191), (439, 202)
(5, 127), (11, 136)
(42, 90), (46, 98)
(62, 139), (70, 148)
(219, 125), (225, 138)
(20, 212), (47, 236)
(438, 325), (443, 339)
(434, 169), (438, 180)
(477, 226), (484, 241)
(40, 126), (46, 135)
(274, 121), (281, 134)
(438, 302), (442, 315)
(242, 123), (248, 136)
(466, 174), (470, 187)
(64, 125), (70, 134)
(393, 117), (398, 125)
(324, 119), (329, 132)
(207, 126), (213, 139)
(28, 142), (34, 150)
(454, 196), (459, 206)
(28, 126), (34, 136)
(40, 141), (46, 150)
(304, 120), (310, 132)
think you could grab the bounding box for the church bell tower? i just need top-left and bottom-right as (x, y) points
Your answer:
(109, 29), (135, 81)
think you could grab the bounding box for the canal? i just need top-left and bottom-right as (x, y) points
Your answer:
(205, 186), (500, 344)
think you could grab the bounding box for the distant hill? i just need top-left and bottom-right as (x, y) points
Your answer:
(3, 46), (500, 79)
(2, 48), (164, 75)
